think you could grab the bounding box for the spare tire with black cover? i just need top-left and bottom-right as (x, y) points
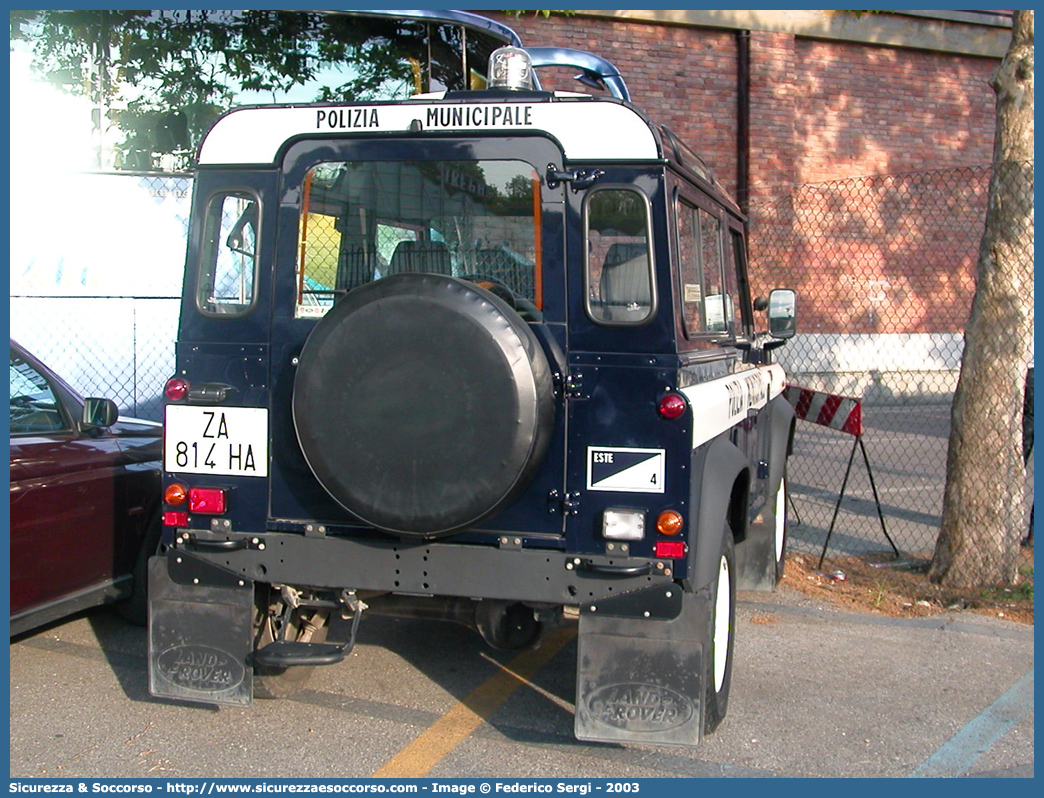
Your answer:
(293, 273), (555, 538)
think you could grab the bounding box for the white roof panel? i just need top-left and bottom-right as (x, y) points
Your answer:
(197, 99), (661, 165)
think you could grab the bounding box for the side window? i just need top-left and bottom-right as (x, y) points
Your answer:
(699, 209), (727, 333)
(10, 350), (66, 434)
(677, 200), (727, 336)
(677, 203), (701, 335)
(725, 229), (749, 337)
(197, 191), (258, 316)
(586, 188), (654, 325)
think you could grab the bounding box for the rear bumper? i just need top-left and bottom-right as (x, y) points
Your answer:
(167, 529), (677, 605)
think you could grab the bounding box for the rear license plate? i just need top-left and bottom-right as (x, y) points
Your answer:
(164, 405), (268, 477)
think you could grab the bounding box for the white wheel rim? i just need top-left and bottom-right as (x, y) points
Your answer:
(713, 553), (731, 692)
(774, 478), (786, 562)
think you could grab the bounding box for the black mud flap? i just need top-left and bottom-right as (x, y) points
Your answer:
(575, 584), (709, 748)
(148, 554), (255, 706)
(736, 517), (776, 590)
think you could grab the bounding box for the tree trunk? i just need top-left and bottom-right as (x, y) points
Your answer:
(930, 11), (1034, 587)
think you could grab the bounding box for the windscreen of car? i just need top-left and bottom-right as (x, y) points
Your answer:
(10, 350), (66, 434)
(294, 160), (542, 319)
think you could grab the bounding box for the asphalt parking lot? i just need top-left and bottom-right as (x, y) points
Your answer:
(8, 583), (1033, 780)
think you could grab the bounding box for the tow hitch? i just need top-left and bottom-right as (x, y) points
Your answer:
(253, 590), (366, 668)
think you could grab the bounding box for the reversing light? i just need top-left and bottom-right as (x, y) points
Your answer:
(655, 540), (686, 559)
(164, 483), (188, 506)
(657, 392), (687, 420)
(165, 377), (189, 402)
(189, 487), (227, 514)
(656, 510), (684, 535)
(488, 46), (535, 91)
(602, 508), (646, 541)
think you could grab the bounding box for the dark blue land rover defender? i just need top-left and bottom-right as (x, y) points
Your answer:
(150, 34), (797, 748)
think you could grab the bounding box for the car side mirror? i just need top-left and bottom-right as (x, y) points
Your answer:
(83, 397), (119, 429)
(766, 288), (797, 339)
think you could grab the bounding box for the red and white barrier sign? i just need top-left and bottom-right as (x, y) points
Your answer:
(785, 385), (863, 437)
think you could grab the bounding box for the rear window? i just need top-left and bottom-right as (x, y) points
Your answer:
(196, 191), (259, 317)
(294, 160), (542, 319)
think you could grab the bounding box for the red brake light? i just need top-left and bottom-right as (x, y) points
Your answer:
(658, 393), (687, 419)
(655, 540), (686, 559)
(188, 487), (227, 514)
(165, 377), (189, 402)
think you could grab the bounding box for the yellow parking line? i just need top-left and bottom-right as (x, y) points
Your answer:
(372, 626), (577, 778)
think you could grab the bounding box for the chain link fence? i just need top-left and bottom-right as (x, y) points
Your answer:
(748, 162), (1034, 572)
(11, 166), (1034, 580)
(10, 296), (179, 422)
(10, 172), (188, 422)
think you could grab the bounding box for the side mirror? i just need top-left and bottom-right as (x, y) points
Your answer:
(83, 397), (119, 429)
(767, 288), (797, 339)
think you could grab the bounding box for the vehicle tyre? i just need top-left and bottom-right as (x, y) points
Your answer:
(773, 470), (789, 584)
(252, 586), (330, 699)
(293, 273), (555, 538)
(703, 528), (736, 734)
(116, 511), (162, 626)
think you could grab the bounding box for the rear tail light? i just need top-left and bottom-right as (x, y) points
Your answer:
(657, 392), (687, 419)
(165, 377), (189, 402)
(188, 487), (227, 514)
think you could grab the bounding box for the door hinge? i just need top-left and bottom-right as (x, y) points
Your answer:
(554, 371), (586, 399)
(548, 490), (581, 516)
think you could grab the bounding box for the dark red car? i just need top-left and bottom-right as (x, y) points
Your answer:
(9, 340), (163, 635)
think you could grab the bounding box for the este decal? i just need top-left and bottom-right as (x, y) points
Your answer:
(587, 447), (666, 494)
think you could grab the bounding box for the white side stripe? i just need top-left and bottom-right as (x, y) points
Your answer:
(680, 364), (786, 449)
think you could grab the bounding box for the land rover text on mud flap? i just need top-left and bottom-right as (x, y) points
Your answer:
(150, 40), (797, 748)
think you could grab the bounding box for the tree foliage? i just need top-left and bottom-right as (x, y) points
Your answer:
(10, 10), (479, 171)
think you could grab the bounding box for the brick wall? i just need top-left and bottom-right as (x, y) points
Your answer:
(482, 11), (1000, 201)
(484, 12), (740, 193)
(748, 30), (799, 199)
(790, 38), (998, 185)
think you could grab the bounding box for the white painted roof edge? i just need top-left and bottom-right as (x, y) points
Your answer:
(197, 99), (662, 165)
